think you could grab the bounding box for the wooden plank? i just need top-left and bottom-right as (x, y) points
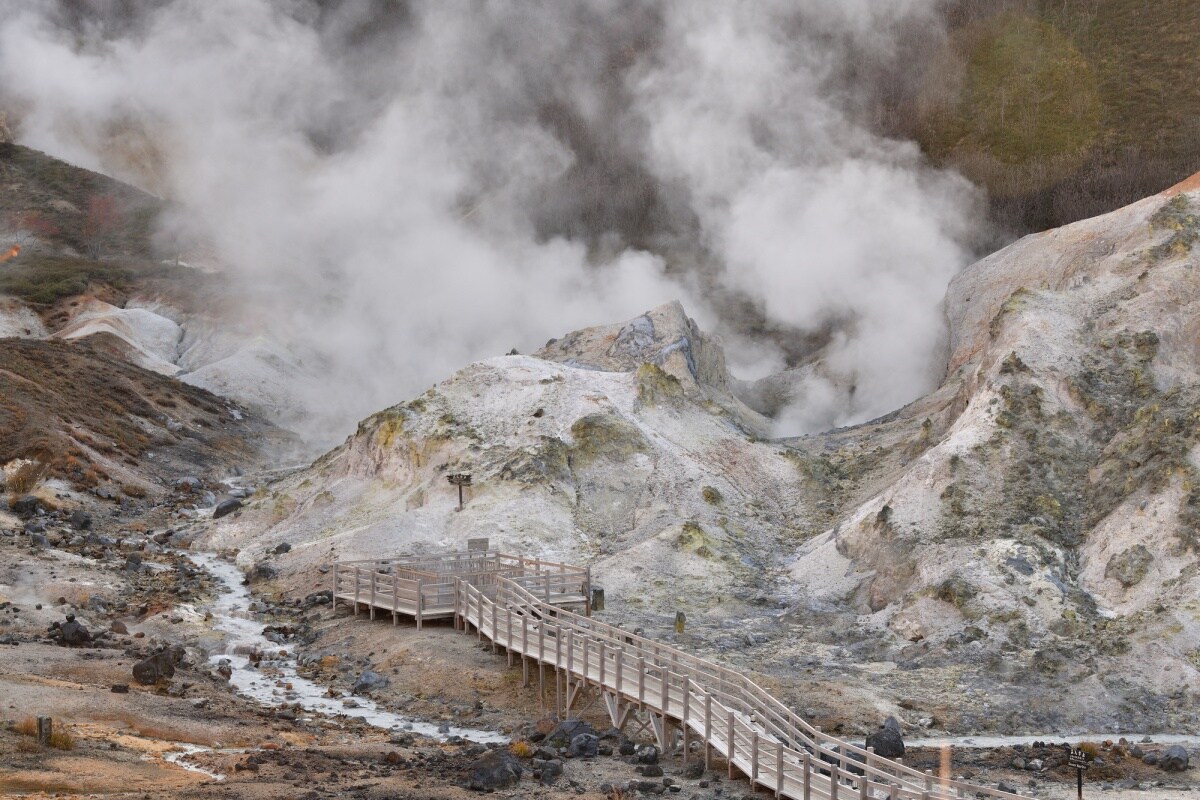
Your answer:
(330, 551), (1027, 800)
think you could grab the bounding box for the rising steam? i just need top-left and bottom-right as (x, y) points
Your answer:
(0, 0), (981, 440)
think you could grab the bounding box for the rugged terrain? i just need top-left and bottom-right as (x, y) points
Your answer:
(5, 120), (1200, 798)
(0, 143), (325, 431)
(203, 173), (1200, 740)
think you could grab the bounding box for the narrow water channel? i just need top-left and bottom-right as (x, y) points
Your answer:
(186, 551), (509, 744)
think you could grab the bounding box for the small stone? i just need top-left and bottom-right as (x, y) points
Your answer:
(111, 683), (129, 693)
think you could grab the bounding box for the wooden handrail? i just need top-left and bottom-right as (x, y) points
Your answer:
(332, 551), (1023, 800)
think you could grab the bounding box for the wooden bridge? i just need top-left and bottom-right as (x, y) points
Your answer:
(332, 549), (1025, 800)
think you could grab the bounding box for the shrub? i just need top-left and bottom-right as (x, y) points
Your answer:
(509, 740), (534, 758)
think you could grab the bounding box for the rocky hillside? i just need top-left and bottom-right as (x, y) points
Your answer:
(0, 337), (289, 503)
(0, 144), (322, 429)
(206, 173), (1200, 736)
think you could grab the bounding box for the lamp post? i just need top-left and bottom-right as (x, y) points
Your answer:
(447, 473), (472, 511)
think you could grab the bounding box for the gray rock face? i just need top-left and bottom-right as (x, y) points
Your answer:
(11, 495), (43, 517)
(546, 718), (597, 746)
(53, 614), (91, 646)
(866, 717), (905, 758)
(532, 756), (563, 783)
(250, 561), (278, 581)
(213, 498), (242, 519)
(273, 542), (292, 554)
(70, 510), (92, 530)
(1105, 545), (1154, 587)
(635, 744), (659, 765)
(352, 669), (390, 694)
(133, 646), (184, 685)
(1160, 745), (1189, 772)
(568, 733), (599, 758)
(466, 749), (522, 790)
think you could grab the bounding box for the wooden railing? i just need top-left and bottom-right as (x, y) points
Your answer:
(336, 551), (1023, 800)
(332, 551), (590, 629)
(459, 574), (1023, 800)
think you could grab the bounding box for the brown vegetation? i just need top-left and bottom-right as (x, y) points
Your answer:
(0, 338), (284, 495)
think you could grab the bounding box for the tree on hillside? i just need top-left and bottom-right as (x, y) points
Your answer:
(8, 210), (59, 246)
(81, 194), (120, 259)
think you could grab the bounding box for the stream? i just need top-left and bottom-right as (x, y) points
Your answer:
(185, 551), (508, 744)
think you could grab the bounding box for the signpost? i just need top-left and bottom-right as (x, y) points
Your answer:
(1068, 748), (1089, 800)
(447, 473), (472, 511)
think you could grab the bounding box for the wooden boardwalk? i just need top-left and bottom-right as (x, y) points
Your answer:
(332, 550), (1025, 800)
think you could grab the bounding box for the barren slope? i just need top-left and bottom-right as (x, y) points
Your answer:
(204, 175), (1200, 735)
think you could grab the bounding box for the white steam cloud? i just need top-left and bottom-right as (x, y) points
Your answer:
(0, 0), (980, 441)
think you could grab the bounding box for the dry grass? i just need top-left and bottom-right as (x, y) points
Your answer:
(12, 717), (75, 750)
(48, 730), (74, 750)
(509, 740), (535, 758)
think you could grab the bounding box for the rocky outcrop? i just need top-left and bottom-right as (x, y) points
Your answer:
(466, 749), (523, 791)
(205, 176), (1200, 733)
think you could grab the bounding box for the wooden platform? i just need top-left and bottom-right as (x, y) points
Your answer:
(332, 551), (589, 628)
(332, 550), (1025, 800)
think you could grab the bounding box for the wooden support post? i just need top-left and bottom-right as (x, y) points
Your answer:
(491, 600), (497, 652)
(704, 693), (713, 771)
(662, 667), (670, 715)
(727, 711), (736, 780)
(522, 655), (529, 687)
(598, 640), (606, 687)
(415, 577), (422, 630)
(369, 571), (376, 620)
(775, 741), (784, 798)
(859, 771), (868, 800)
(831, 764), (840, 800)
(615, 647), (624, 698)
(353, 567), (360, 616)
(802, 752), (811, 800)
(751, 732), (759, 782)
(579, 634), (587, 687)
(392, 577), (399, 626)
(585, 567), (592, 616)
(682, 676), (691, 768)
(331, 563), (338, 612)
(638, 657), (646, 708)
(36, 716), (52, 747)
